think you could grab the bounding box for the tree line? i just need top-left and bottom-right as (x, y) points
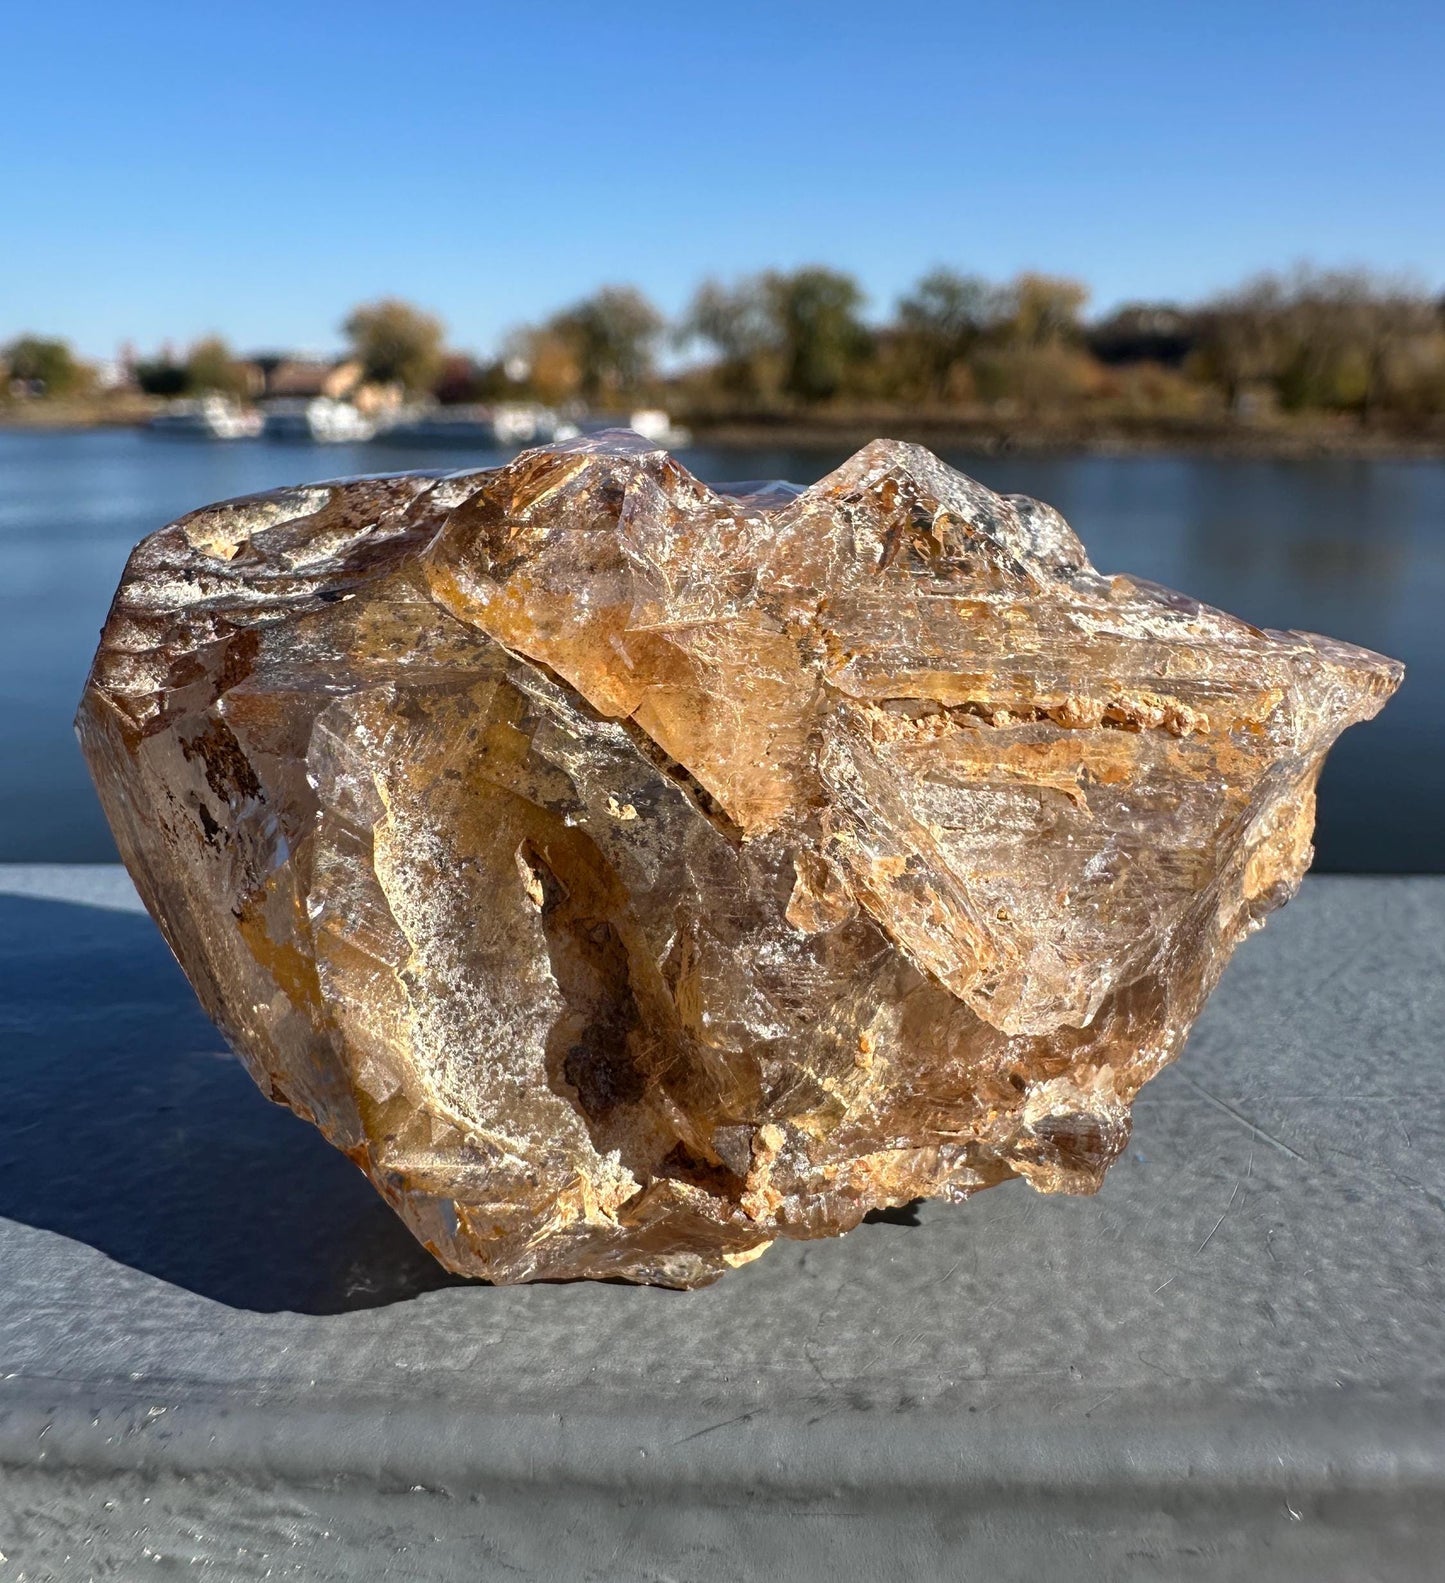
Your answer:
(6, 264), (1445, 424)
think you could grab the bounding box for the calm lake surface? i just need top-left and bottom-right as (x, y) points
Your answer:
(1, 427), (1439, 870)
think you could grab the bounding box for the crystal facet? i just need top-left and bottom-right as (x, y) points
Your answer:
(77, 434), (1402, 1286)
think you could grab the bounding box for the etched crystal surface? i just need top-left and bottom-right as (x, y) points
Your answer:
(78, 434), (1402, 1286)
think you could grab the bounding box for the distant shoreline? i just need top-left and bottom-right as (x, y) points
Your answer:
(0, 398), (156, 432)
(4, 400), (1445, 461)
(684, 413), (1445, 461)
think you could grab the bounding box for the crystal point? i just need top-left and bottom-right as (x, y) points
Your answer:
(78, 434), (1402, 1286)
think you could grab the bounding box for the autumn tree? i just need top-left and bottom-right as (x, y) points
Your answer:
(1192, 274), (1293, 411)
(996, 273), (1089, 347)
(1353, 283), (1440, 421)
(952, 274), (1092, 413)
(185, 336), (251, 398)
(503, 324), (583, 405)
(1272, 269), (1438, 419)
(3, 334), (88, 397)
(548, 286), (663, 400)
(896, 269), (1000, 398)
(680, 276), (777, 397)
(342, 298), (446, 394)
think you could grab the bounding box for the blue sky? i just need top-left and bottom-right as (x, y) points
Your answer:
(5, 0), (1442, 358)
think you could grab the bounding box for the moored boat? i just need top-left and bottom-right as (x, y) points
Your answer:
(262, 397), (375, 443)
(575, 409), (691, 448)
(148, 397), (263, 440)
(625, 408), (692, 447)
(376, 403), (578, 448)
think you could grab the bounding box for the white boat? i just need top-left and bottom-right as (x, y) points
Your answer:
(575, 409), (691, 448)
(377, 403), (576, 448)
(149, 397), (263, 440)
(262, 397), (375, 443)
(491, 402), (581, 445)
(626, 408), (691, 447)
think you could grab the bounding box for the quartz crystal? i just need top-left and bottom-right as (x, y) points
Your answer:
(78, 434), (1402, 1287)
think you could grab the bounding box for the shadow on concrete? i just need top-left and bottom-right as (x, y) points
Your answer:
(862, 1199), (925, 1227)
(0, 892), (470, 1314)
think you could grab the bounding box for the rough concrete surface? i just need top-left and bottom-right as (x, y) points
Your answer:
(1, 868), (1442, 1580)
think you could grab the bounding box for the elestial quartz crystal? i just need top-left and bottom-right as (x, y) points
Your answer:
(78, 433), (1402, 1287)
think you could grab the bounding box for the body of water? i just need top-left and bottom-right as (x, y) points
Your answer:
(1, 427), (1438, 870)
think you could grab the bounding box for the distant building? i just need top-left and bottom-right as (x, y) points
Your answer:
(246, 355), (365, 401)
(243, 354), (402, 415)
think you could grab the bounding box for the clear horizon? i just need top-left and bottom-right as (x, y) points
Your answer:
(6, 0), (1443, 360)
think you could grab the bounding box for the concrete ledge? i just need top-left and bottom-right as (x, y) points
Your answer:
(1, 870), (1442, 1579)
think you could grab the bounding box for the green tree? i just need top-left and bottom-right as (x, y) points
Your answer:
(896, 269), (1000, 398)
(763, 267), (868, 402)
(185, 336), (251, 398)
(680, 276), (776, 396)
(549, 286), (663, 400)
(342, 298), (446, 394)
(4, 334), (88, 397)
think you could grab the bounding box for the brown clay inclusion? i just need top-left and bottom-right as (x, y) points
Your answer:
(78, 433), (1402, 1287)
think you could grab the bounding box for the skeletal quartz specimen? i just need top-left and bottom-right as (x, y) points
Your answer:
(78, 433), (1401, 1287)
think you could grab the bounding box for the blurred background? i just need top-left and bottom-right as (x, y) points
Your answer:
(3, 0), (1441, 869)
